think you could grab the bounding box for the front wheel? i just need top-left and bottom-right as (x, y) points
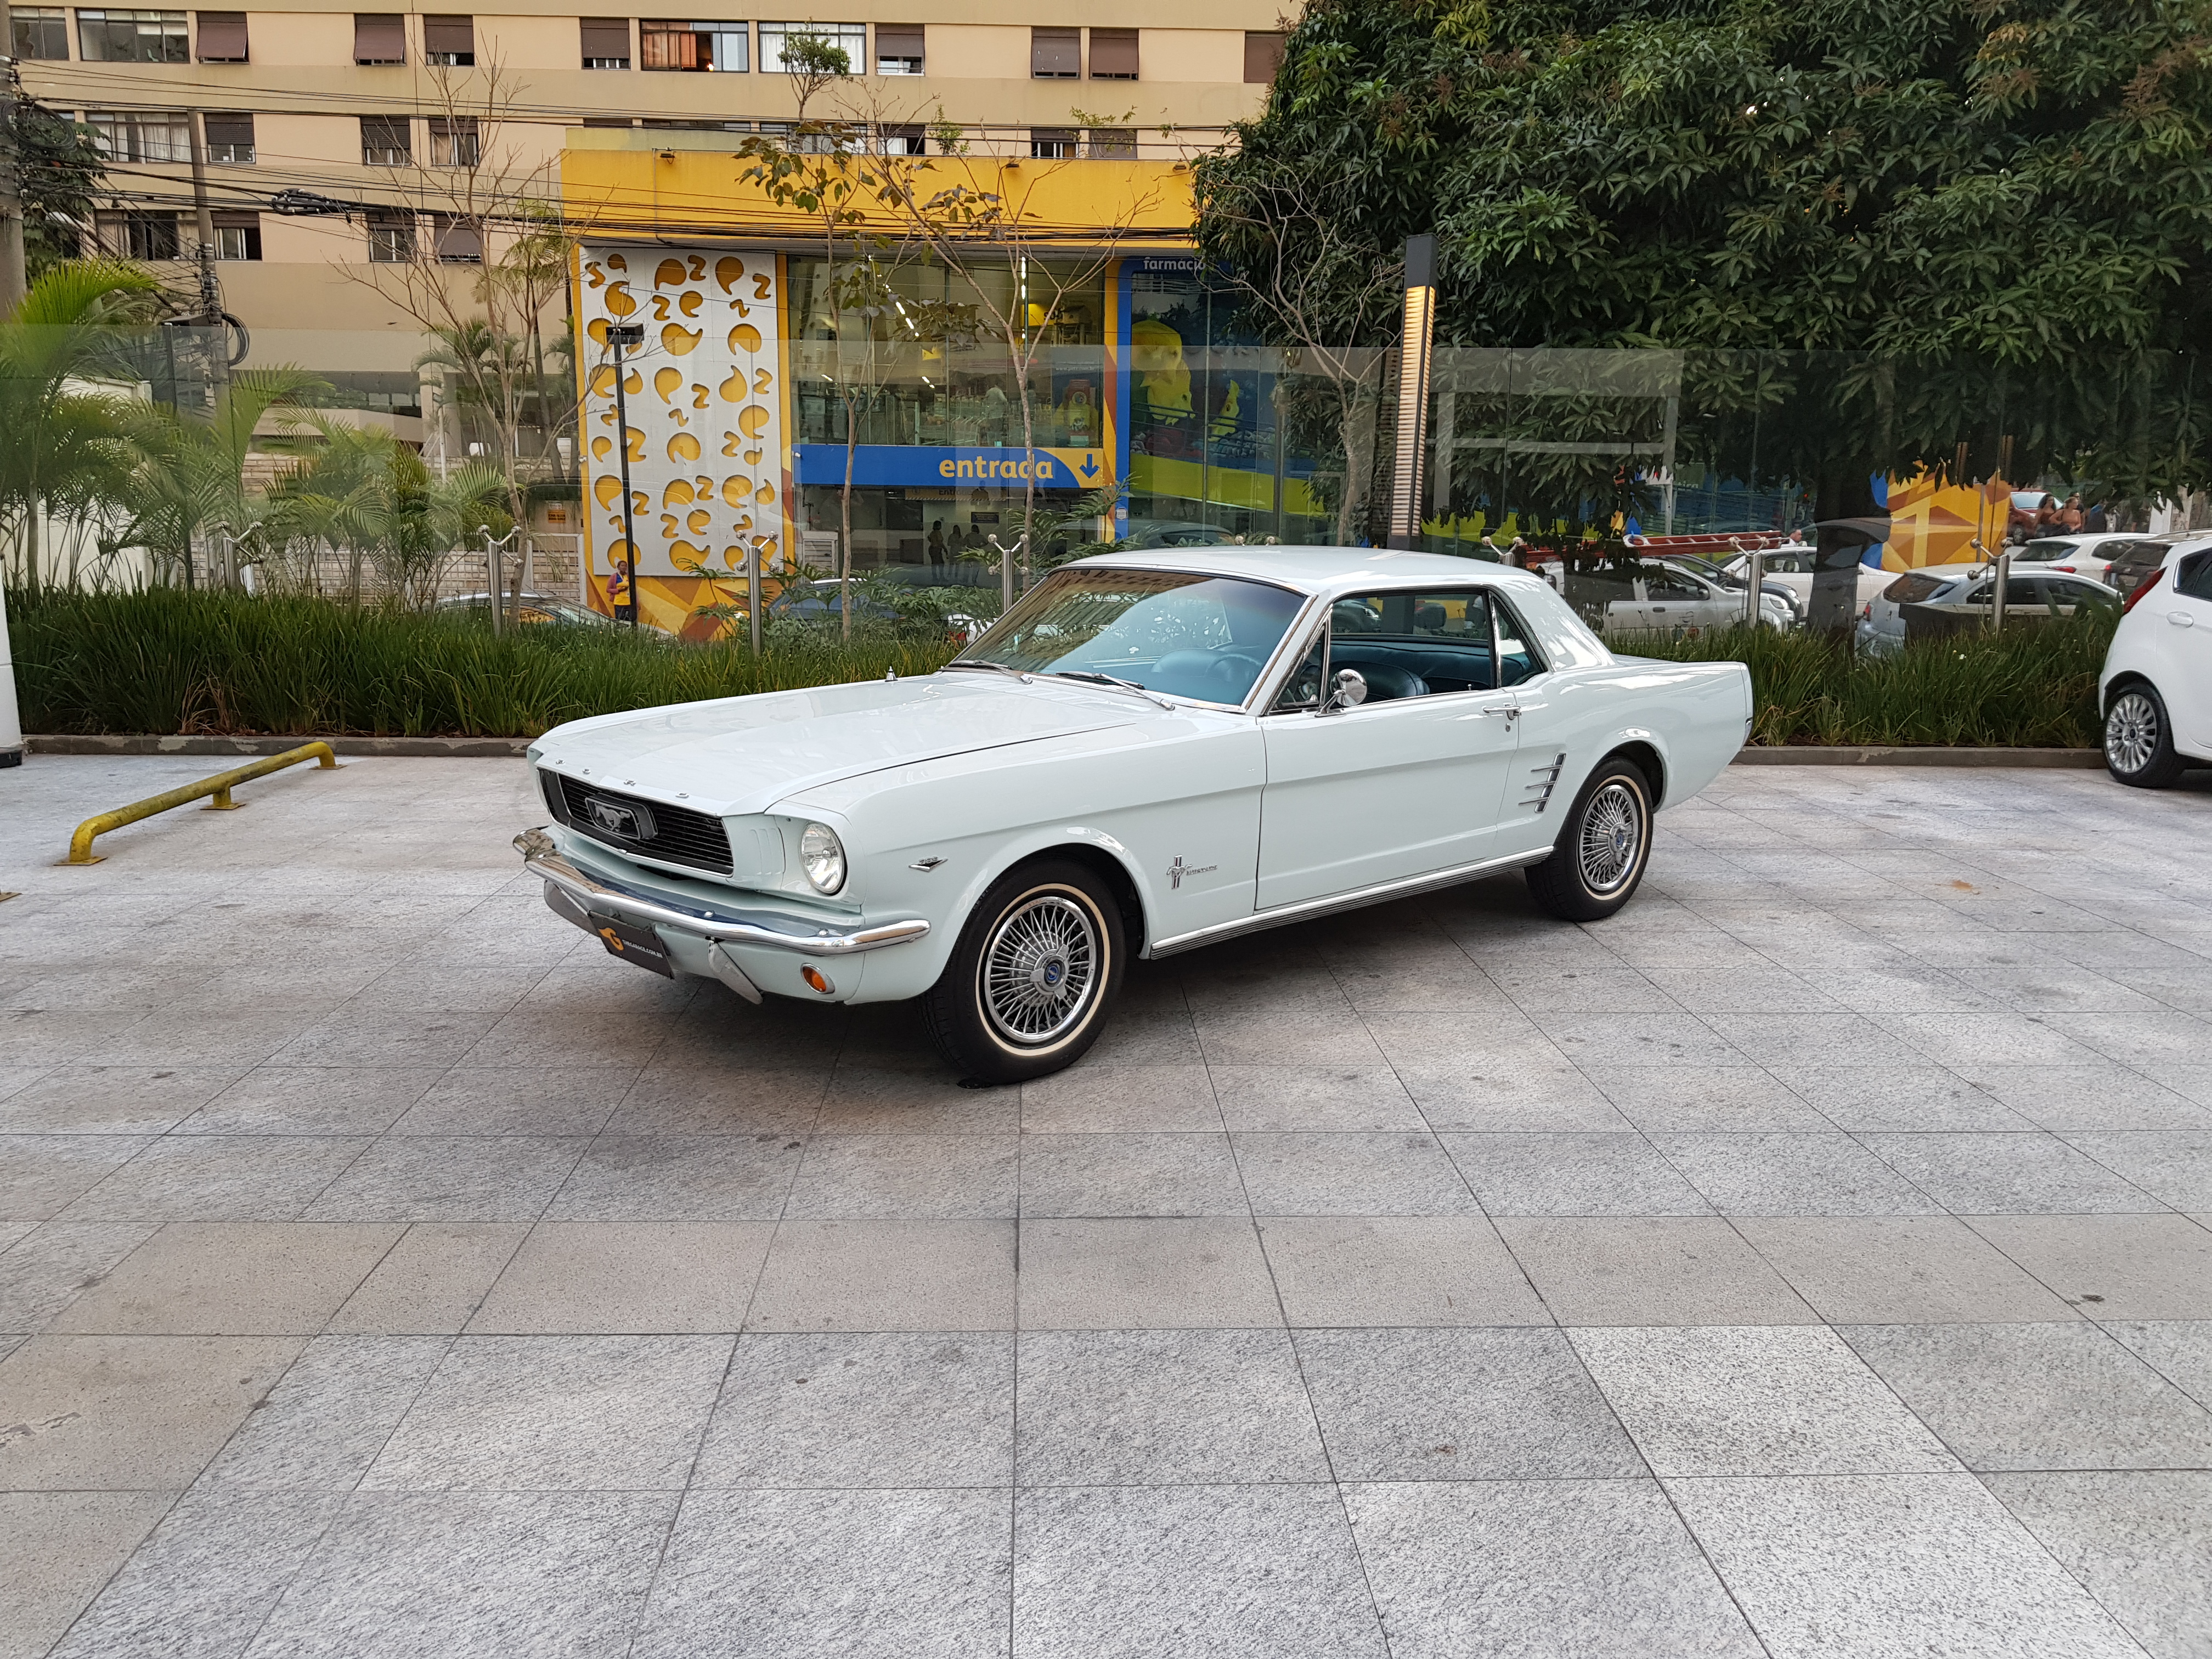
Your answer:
(1526, 758), (1655, 922)
(2104, 685), (2186, 789)
(922, 858), (1125, 1084)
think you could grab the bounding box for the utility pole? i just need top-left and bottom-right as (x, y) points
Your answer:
(187, 108), (217, 266)
(1, 2), (29, 313)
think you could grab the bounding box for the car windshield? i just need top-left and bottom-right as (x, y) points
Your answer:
(2018, 540), (2076, 561)
(956, 568), (1305, 704)
(1883, 572), (1950, 604)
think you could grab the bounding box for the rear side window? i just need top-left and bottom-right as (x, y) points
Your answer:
(1883, 572), (1948, 604)
(2176, 551), (2212, 603)
(2018, 540), (2073, 562)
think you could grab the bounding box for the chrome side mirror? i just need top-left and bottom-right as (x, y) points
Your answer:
(1321, 668), (1368, 714)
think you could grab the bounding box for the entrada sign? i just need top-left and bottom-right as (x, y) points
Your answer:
(794, 444), (1113, 490)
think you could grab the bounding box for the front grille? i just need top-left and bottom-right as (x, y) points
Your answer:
(542, 770), (733, 874)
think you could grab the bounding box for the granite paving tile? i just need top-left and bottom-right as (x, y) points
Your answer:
(1205, 1066), (1423, 1132)
(0, 1135), (154, 1221)
(1015, 1218), (1279, 1330)
(385, 1067), (634, 1137)
(325, 1223), (528, 1335)
(2062, 1132), (2212, 1211)
(1496, 1218), (1819, 1327)
(1965, 1214), (2212, 1319)
(1843, 1322), (2212, 1472)
(1296, 1326), (1643, 1480)
(1983, 1472), (2212, 1659)
(1015, 1485), (1384, 1659)
(466, 1221), (771, 1334)
(60, 1137), (373, 1224)
(2100, 1321), (2212, 1411)
(1958, 1066), (2212, 1131)
(0, 1221), (160, 1333)
(245, 1489), (674, 1659)
(693, 1331), (1012, 1488)
(1731, 1216), (2081, 1324)
(0, 1491), (176, 1659)
(359, 1334), (730, 1491)
(1861, 1132), (2166, 1215)
(1231, 1131), (1480, 1217)
(1016, 1328), (1325, 1486)
(1577, 1065), (1831, 1132)
(1442, 1133), (1712, 1217)
(50, 1223), (401, 1335)
(1022, 1065), (1223, 1133)
(1653, 1131), (1943, 1217)
(1344, 1479), (1761, 1659)
(746, 1220), (1017, 1331)
(1572, 1324), (1957, 1477)
(540, 1133), (804, 1221)
(1762, 1064), (2034, 1133)
(1668, 1472), (2147, 1659)
(1254, 1217), (1550, 1328)
(0, 1066), (243, 1135)
(603, 1066), (827, 1136)
(178, 1068), (444, 1137)
(634, 1487), (1010, 1659)
(196, 1336), (449, 1492)
(1016, 1132), (1246, 1218)
(783, 1133), (1018, 1219)
(301, 1135), (586, 1223)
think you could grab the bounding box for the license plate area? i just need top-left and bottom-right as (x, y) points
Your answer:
(589, 913), (675, 978)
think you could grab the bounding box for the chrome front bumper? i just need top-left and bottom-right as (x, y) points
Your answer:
(515, 830), (932, 958)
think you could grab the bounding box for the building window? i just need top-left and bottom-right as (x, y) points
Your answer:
(758, 21), (863, 73)
(1087, 27), (1136, 80)
(1086, 127), (1135, 159)
(433, 217), (483, 264)
(878, 122), (924, 155)
(423, 14), (473, 65)
(202, 110), (255, 162)
(427, 115), (479, 166)
(85, 109), (193, 162)
(366, 213), (415, 262)
(1243, 31), (1284, 84)
(77, 10), (189, 63)
(212, 212), (261, 259)
(111, 211), (180, 259)
(1029, 127), (1075, 159)
(360, 114), (411, 165)
(194, 9), (245, 60)
(11, 8), (70, 59)
(580, 116), (634, 127)
(1030, 26), (1079, 78)
(873, 23), (921, 75)
(353, 13), (405, 64)
(640, 19), (748, 71)
(579, 16), (629, 68)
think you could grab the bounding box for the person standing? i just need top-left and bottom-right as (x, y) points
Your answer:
(2059, 494), (2085, 533)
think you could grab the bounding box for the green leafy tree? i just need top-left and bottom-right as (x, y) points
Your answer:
(1200, 0), (2212, 626)
(8, 78), (108, 279)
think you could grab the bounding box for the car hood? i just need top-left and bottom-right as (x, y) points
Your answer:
(531, 673), (1143, 816)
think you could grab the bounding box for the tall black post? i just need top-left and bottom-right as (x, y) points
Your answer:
(606, 323), (644, 625)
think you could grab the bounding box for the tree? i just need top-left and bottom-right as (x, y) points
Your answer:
(1199, 0), (2212, 627)
(777, 29), (851, 126)
(7, 77), (106, 280)
(0, 258), (160, 588)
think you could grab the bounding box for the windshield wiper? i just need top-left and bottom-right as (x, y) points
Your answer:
(943, 659), (1031, 680)
(1051, 670), (1177, 710)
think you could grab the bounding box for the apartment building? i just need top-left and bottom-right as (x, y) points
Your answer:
(13, 4), (1282, 403)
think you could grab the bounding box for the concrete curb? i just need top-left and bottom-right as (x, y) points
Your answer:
(1731, 746), (2103, 768)
(31, 733), (2107, 768)
(28, 733), (533, 758)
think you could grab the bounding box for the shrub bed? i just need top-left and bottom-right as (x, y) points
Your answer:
(9, 587), (2112, 747)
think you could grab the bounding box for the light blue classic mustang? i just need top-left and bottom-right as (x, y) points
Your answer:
(518, 548), (1752, 1080)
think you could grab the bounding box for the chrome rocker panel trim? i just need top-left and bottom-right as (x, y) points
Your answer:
(518, 834), (931, 957)
(1145, 848), (1551, 959)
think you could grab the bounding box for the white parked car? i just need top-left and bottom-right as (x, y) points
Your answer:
(2012, 533), (2163, 583)
(1527, 556), (1792, 634)
(1718, 545), (1895, 615)
(2101, 540), (2212, 787)
(1858, 563), (2118, 655)
(516, 549), (1752, 1081)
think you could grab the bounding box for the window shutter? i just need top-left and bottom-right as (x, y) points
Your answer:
(354, 13), (405, 63)
(422, 14), (473, 55)
(579, 16), (629, 63)
(873, 22), (921, 70)
(195, 11), (247, 61)
(360, 113), (411, 161)
(1030, 26), (1079, 78)
(203, 110), (254, 149)
(1087, 28), (1136, 79)
(1243, 31), (1284, 83)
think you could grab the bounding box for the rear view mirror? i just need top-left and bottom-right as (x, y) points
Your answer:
(1322, 668), (1368, 714)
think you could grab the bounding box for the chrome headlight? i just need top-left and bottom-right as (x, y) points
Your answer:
(799, 822), (847, 894)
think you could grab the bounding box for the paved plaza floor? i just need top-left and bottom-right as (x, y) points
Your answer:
(1, 752), (2209, 1657)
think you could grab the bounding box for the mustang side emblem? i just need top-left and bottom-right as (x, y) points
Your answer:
(1167, 856), (1218, 890)
(584, 795), (655, 840)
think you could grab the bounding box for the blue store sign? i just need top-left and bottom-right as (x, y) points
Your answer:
(794, 444), (1113, 490)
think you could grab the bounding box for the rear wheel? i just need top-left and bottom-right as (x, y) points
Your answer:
(922, 858), (1125, 1084)
(2104, 685), (2185, 789)
(1526, 758), (1654, 922)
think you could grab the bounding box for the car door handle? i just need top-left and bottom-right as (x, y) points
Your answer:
(2169, 612), (2196, 628)
(1484, 706), (1519, 720)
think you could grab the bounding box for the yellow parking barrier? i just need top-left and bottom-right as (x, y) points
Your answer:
(62, 742), (340, 865)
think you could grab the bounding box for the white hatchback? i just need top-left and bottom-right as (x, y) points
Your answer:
(2012, 533), (2164, 584)
(2100, 542), (2212, 787)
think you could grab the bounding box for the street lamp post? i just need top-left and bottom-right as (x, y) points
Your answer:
(605, 323), (645, 627)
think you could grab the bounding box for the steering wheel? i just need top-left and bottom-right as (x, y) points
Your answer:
(1207, 651), (1265, 695)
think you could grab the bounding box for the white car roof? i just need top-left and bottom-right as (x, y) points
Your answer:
(1066, 545), (1557, 601)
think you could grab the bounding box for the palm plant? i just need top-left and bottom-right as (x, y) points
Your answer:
(106, 368), (325, 588)
(0, 259), (161, 588)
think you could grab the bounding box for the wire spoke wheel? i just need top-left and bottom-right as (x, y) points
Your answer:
(980, 893), (1099, 1047)
(2106, 692), (2160, 776)
(1576, 780), (1644, 896)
